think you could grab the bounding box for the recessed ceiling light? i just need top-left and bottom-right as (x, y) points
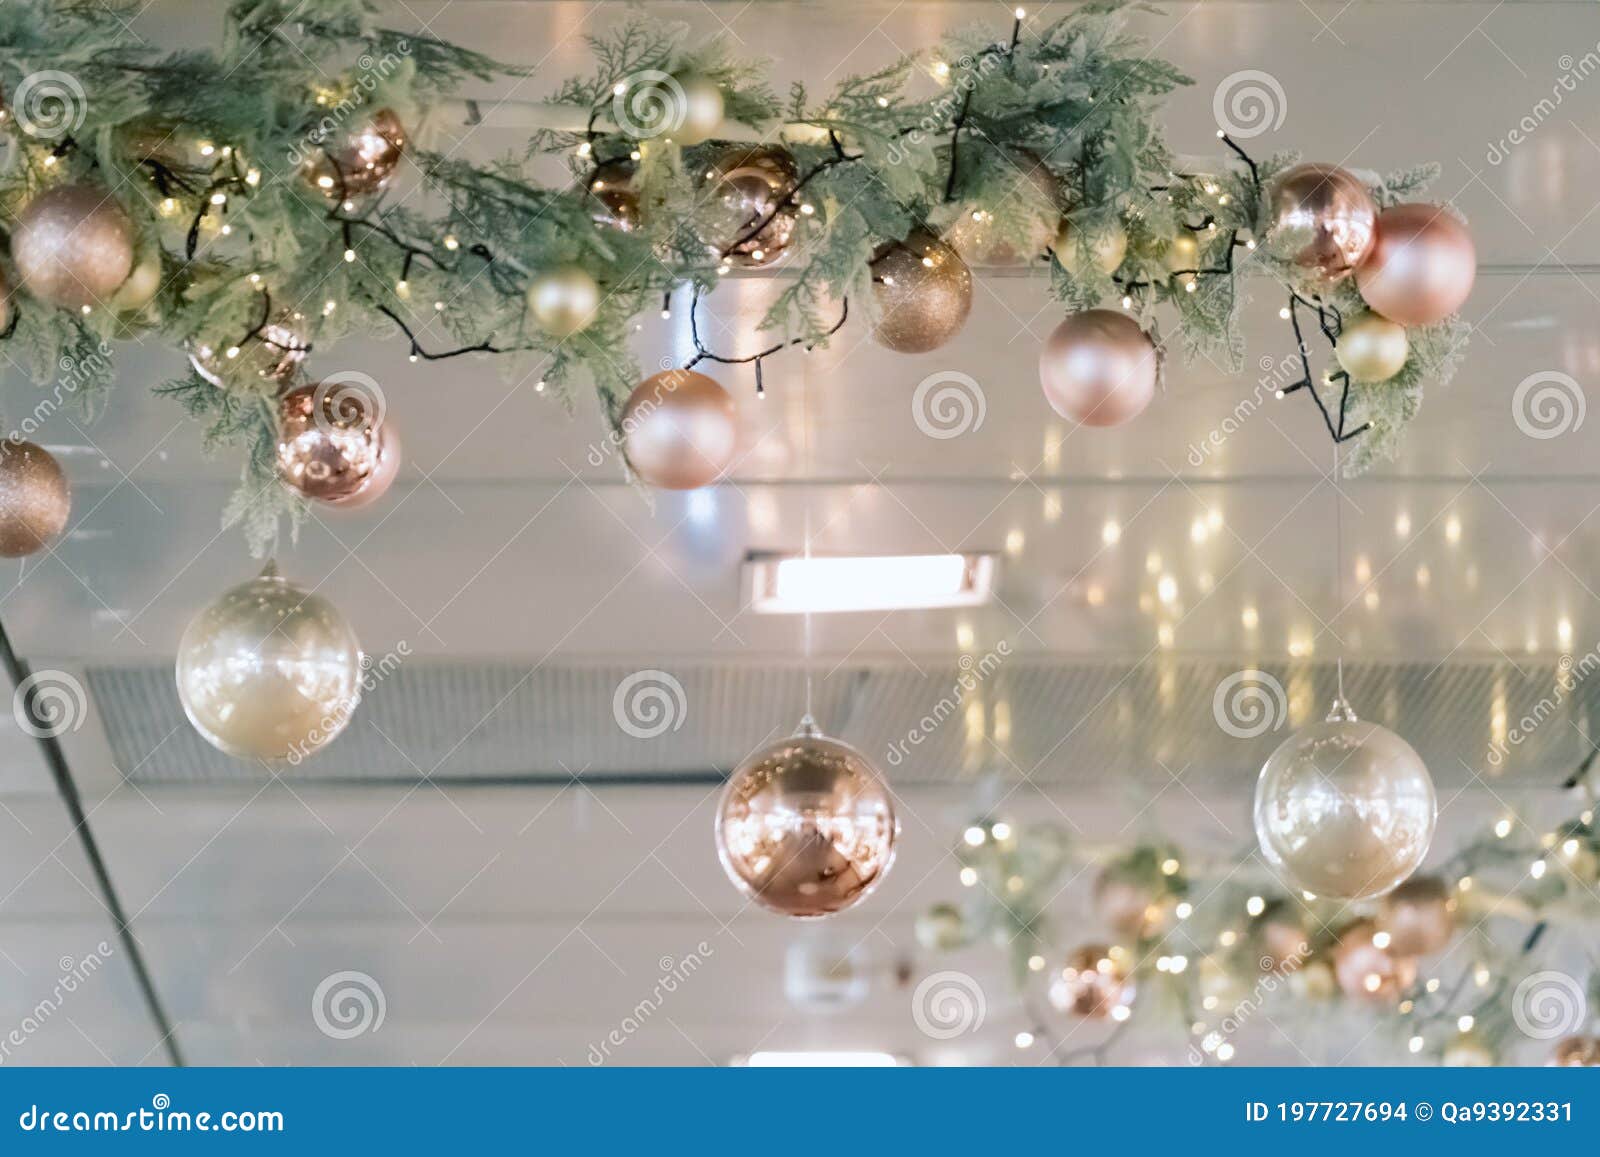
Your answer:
(744, 552), (997, 614)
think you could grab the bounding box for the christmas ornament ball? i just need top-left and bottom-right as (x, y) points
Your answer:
(915, 902), (968, 951)
(1048, 944), (1135, 1020)
(1253, 701), (1436, 901)
(111, 247), (163, 313)
(526, 265), (602, 337)
(701, 145), (799, 267)
(276, 382), (401, 508)
(0, 440), (71, 558)
(1335, 311), (1410, 382)
(1092, 868), (1157, 939)
(1551, 1036), (1600, 1066)
(303, 107), (407, 199)
(946, 153), (1061, 265)
(868, 230), (973, 353)
(11, 184), (136, 311)
(587, 160), (642, 233)
(714, 718), (898, 918)
(1265, 163), (1377, 286)
(1355, 203), (1477, 326)
(1038, 309), (1158, 427)
(175, 565), (363, 762)
(0, 263), (12, 332)
(1379, 874), (1455, 956)
(672, 74), (725, 146)
(620, 369), (739, 490)
(1330, 918), (1417, 1004)
(1054, 218), (1128, 276)
(189, 314), (310, 389)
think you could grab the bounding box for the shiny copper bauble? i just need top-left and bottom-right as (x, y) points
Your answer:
(947, 152), (1061, 266)
(1330, 918), (1416, 1004)
(1355, 203), (1477, 326)
(1265, 163), (1378, 287)
(701, 145), (799, 267)
(587, 159), (641, 232)
(118, 117), (215, 176)
(714, 719), (898, 918)
(189, 314), (310, 390)
(304, 108), (407, 199)
(175, 564), (363, 762)
(276, 382), (401, 508)
(869, 230), (973, 353)
(620, 369), (739, 490)
(1092, 868), (1157, 939)
(11, 184), (135, 311)
(1039, 309), (1158, 427)
(0, 440), (71, 558)
(1551, 1036), (1600, 1066)
(1335, 311), (1409, 382)
(1253, 699), (1436, 901)
(1379, 874), (1455, 957)
(1048, 944), (1135, 1020)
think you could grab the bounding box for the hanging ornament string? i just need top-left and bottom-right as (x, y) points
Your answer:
(1334, 437), (1347, 710)
(801, 366), (815, 725)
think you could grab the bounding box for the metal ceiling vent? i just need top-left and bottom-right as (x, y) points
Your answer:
(87, 657), (1596, 788)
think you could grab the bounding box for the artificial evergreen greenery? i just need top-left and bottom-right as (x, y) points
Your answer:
(0, 0), (1470, 552)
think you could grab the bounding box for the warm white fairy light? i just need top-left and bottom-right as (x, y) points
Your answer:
(964, 825), (986, 847)
(1161, 857), (1180, 876)
(1014, 1031), (1034, 1049)
(959, 867), (978, 887)
(1494, 818), (1512, 838)
(1245, 895), (1264, 916)
(1409, 1036), (1424, 1054)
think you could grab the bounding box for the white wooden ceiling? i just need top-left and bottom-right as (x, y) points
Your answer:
(2, 0), (1598, 1067)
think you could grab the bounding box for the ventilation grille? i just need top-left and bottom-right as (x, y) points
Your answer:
(89, 658), (1592, 789)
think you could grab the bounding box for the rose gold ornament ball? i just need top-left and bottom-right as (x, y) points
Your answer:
(304, 108), (407, 199)
(1038, 309), (1158, 427)
(0, 440), (71, 558)
(1092, 868), (1157, 939)
(1331, 918), (1417, 1004)
(702, 145), (800, 267)
(1551, 1036), (1600, 1066)
(1379, 874), (1455, 957)
(1355, 203), (1477, 326)
(1048, 943), (1135, 1019)
(869, 230), (973, 353)
(620, 369), (739, 490)
(587, 159), (642, 233)
(275, 383), (402, 508)
(1265, 163), (1377, 287)
(714, 719), (898, 918)
(10, 184), (135, 311)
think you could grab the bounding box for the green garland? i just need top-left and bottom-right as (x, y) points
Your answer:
(0, 0), (1468, 553)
